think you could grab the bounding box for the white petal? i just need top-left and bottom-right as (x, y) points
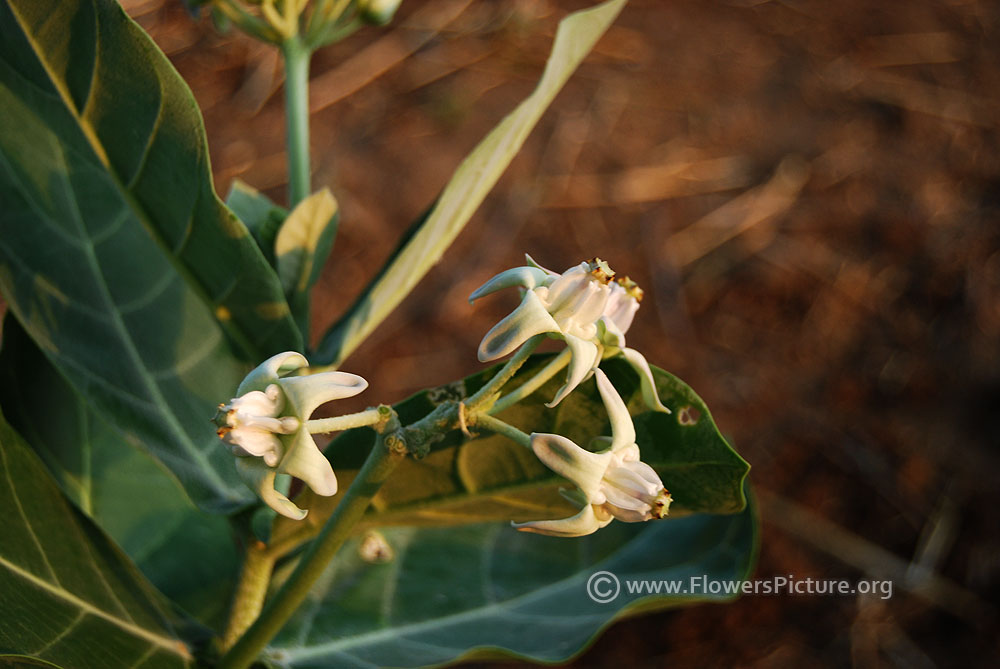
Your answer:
(621, 348), (671, 414)
(512, 505), (611, 537)
(523, 254), (559, 276)
(598, 317), (626, 349)
(237, 351), (308, 395)
(468, 266), (551, 302)
(603, 284), (639, 335)
(602, 483), (650, 512)
(601, 503), (650, 523)
(530, 432), (610, 501)
(278, 431), (338, 497)
(546, 335), (600, 408)
(235, 457), (307, 520)
(229, 387), (282, 418)
(477, 290), (561, 361)
(623, 459), (663, 489)
(542, 264), (591, 314)
(280, 371), (368, 419)
(595, 369), (636, 452)
(226, 427), (283, 461)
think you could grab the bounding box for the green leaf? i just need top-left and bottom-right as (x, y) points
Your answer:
(275, 189), (340, 337)
(0, 0), (303, 509)
(0, 316), (239, 627)
(313, 0), (628, 367)
(225, 179), (288, 266)
(273, 355), (748, 541)
(0, 409), (195, 668)
(267, 505), (756, 667)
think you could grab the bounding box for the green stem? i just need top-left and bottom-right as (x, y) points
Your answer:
(221, 542), (275, 651)
(305, 407), (384, 433)
(282, 36), (312, 207)
(468, 412), (532, 449)
(217, 424), (405, 669)
(489, 347), (571, 415)
(465, 335), (544, 412)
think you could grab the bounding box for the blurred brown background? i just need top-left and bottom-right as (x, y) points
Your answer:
(124, 0), (999, 666)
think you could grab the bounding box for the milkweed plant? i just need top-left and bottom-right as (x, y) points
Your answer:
(0, 1), (754, 667)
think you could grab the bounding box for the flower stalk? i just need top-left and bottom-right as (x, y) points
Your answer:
(465, 334), (544, 413)
(217, 411), (406, 669)
(221, 542), (276, 652)
(282, 35), (312, 207)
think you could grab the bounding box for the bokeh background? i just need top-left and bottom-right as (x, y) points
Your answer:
(121, 0), (1000, 665)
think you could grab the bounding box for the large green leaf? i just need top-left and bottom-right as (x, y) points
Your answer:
(272, 355), (748, 542)
(267, 505), (756, 667)
(0, 315), (239, 627)
(313, 0), (628, 367)
(0, 0), (303, 509)
(0, 409), (195, 668)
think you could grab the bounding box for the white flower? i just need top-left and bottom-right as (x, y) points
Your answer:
(596, 277), (670, 414)
(470, 255), (615, 407)
(215, 351), (368, 520)
(513, 369), (671, 537)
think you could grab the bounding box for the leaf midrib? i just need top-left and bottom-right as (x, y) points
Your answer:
(4, 2), (241, 498)
(281, 517), (730, 663)
(0, 555), (190, 660)
(5, 0), (268, 361)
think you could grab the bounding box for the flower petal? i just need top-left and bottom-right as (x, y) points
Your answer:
(225, 427), (284, 464)
(278, 430), (338, 497)
(477, 290), (562, 361)
(237, 351), (308, 395)
(280, 371), (368, 419)
(530, 432), (610, 500)
(621, 347), (671, 414)
(600, 503), (650, 523)
(523, 253), (558, 276)
(595, 369), (636, 452)
(235, 457), (307, 520)
(468, 266), (552, 303)
(598, 317), (626, 349)
(512, 504), (610, 537)
(546, 334), (600, 408)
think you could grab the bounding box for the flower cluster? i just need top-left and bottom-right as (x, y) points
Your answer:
(471, 256), (673, 536)
(214, 352), (367, 520)
(470, 255), (669, 412)
(515, 370), (672, 537)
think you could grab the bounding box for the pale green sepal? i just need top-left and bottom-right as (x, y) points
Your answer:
(529, 433), (610, 500)
(280, 371), (368, 418)
(278, 430), (338, 497)
(236, 457), (307, 520)
(621, 347), (671, 414)
(478, 290), (562, 361)
(595, 369), (637, 451)
(512, 504), (610, 537)
(238, 351), (308, 395)
(468, 267), (552, 303)
(546, 334), (600, 408)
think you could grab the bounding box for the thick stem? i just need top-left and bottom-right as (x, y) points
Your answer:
(305, 407), (384, 434)
(221, 542), (275, 651)
(282, 36), (312, 207)
(465, 335), (544, 412)
(217, 424), (405, 669)
(488, 347), (571, 415)
(468, 412), (532, 449)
